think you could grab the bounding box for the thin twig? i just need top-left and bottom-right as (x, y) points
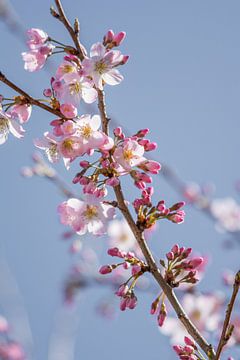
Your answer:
(0, 71), (62, 117)
(215, 270), (240, 359)
(97, 89), (216, 359)
(54, 0), (85, 61)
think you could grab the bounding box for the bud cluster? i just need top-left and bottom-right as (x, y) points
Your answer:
(160, 244), (203, 287)
(133, 190), (186, 230)
(173, 337), (200, 360)
(99, 247), (149, 311)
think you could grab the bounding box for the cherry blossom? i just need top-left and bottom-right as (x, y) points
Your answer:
(82, 42), (125, 90)
(54, 74), (97, 106)
(10, 103), (32, 123)
(0, 108), (25, 144)
(22, 44), (55, 72)
(34, 132), (60, 163)
(58, 195), (115, 236)
(26, 28), (48, 49)
(113, 139), (145, 172)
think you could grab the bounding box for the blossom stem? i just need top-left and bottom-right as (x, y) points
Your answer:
(215, 270), (240, 359)
(97, 87), (216, 359)
(53, 0), (85, 61)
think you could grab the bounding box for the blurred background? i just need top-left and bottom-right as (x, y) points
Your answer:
(0, 0), (239, 359)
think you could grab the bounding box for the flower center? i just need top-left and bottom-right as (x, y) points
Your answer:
(69, 81), (81, 95)
(84, 205), (98, 220)
(123, 149), (134, 161)
(0, 118), (9, 134)
(80, 124), (92, 139)
(47, 143), (58, 157)
(62, 64), (75, 74)
(62, 139), (74, 150)
(95, 61), (108, 74)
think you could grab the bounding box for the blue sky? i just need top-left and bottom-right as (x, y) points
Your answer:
(0, 0), (239, 359)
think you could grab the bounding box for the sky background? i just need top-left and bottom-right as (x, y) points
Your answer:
(0, 0), (239, 359)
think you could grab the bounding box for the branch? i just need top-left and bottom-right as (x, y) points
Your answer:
(53, 0), (85, 61)
(0, 71), (62, 117)
(97, 89), (216, 359)
(215, 270), (240, 359)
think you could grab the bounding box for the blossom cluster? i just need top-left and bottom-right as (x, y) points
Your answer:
(2, 17), (234, 360)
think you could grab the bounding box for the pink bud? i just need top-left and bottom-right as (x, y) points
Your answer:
(184, 337), (196, 349)
(107, 247), (124, 257)
(171, 244), (180, 254)
(166, 251), (174, 260)
(173, 345), (184, 355)
(113, 31), (126, 46)
(99, 265), (112, 274)
(43, 88), (52, 97)
(79, 160), (90, 168)
(182, 247), (192, 258)
(106, 177), (120, 187)
(120, 297), (128, 311)
(121, 55), (129, 64)
(170, 201), (186, 211)
(135, 128), (149, 138)
(126, 294), (137, 309)
(123, 261), (130, 269)
(114, 127), (123, 137)
(145, 142), (157, 151)
(60, 103), (77, 119)
(131, 264), (141, 275)
(104, 29), (114, 43)
(116, 284), (129, 297)
(188, 257), (203, 269)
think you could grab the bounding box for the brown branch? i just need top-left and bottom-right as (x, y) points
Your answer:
(53, 0), (85, 61)
(215, 270), (240, 359)
(97, 89), (216, 359)
(97, 89), (109, 134)
(0, 71), (62, 118)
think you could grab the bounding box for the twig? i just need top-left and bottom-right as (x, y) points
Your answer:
(97, 88), (216, 359)
(0, 71), (62, 117)
(53, 0), (85, 61)
(215, 270), (240, 359)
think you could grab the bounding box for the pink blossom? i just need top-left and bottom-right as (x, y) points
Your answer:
(34, 132), (60, 163)
(58, 195), (115, 236)
(82, 42), (124, 90)
(22, 44), (54, 72)
(113, 139), (145, 172)
(10, 104), (32, 123)
(55, 74), (97, 106)
(0, 108), (25, 144)
(60, 103), (77, 119)
(26, 28), (48, 49)
(59, 136), (84, 160)
(56, 60), (79, 82)
(73, 114), (108, 154)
